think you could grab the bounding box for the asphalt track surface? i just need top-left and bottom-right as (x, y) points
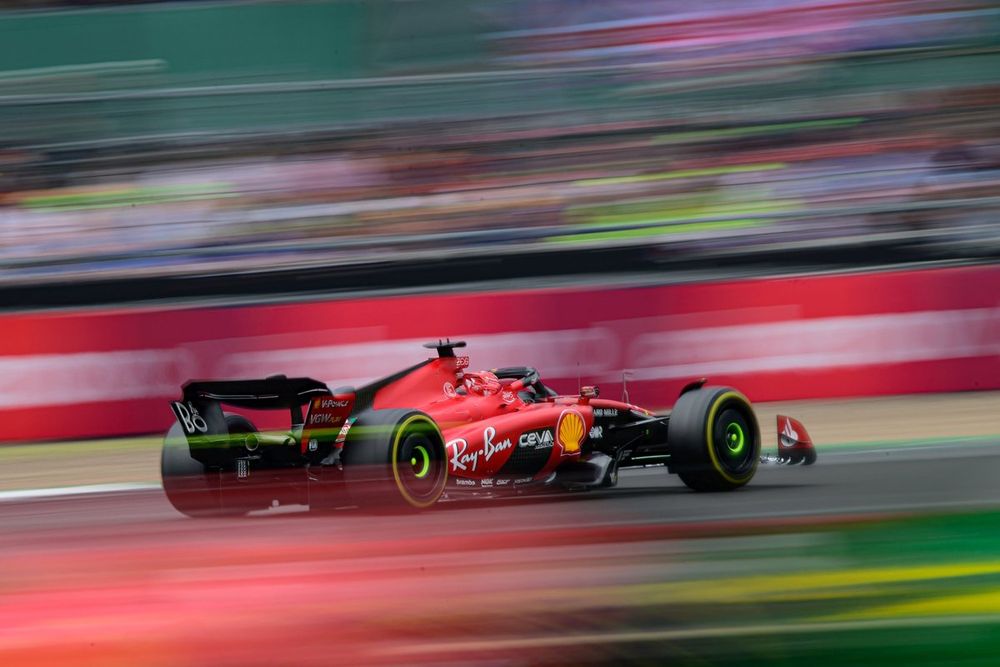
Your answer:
(6, 441), (1000, 530)
(3, 441), (1000, 666)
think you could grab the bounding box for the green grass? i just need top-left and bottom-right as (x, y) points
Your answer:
(572, 162), (786, 188)
(0, 436), (159, 460)
(652, 117), (867, 145)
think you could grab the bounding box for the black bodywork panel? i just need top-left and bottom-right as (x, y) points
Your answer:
(176, 376), (331, 468)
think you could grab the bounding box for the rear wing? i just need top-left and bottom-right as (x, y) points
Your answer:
(178, 375), (331, 424)
(170, 375), (328, 444)
(169, 375), (357, 465)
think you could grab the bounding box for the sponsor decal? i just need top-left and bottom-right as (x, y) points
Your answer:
(309, 412), (340, 425)
(236, 459), (249, 479)
(334, 417), (355, 447)
(518, 428), (554, 449)
(496, 478), (511, 486)
(594, 408), (619, 417)
(308, 439), (319, 452)
(557, 409), (586, 456)
(780, 418), (799, 448)
(447, 438), (470, 471)
(483, 426), (514, 462)
(513, 476), (534, 485)
(447, 427), (514, 472)
(316, 398), (350, 409)
(171, 401), (208, 435)
(501, 390), (516, 404)
(480, 478), (493, 488)
(456, 356), (470, 369)
(443, 382), (457, 398)
(306, 397), (351, 434)
(455, 478), (476, 487)
(589, 426), (603, 439)
(12, 265), (1000, 444)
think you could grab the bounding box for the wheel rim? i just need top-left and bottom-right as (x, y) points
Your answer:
(394, 429), (446, 503)
(410, 445), (431, 479)
(712, 406), (756, 475)
(724, 422), (746, 454)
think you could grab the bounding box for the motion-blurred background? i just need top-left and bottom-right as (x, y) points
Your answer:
(1, 1), (1000, 665)
(2, 0), (1000, 295)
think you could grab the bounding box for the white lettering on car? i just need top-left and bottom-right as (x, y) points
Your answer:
(589, 426), (603, 439)
(518, 429), (554, 448)
(483, 427), (513, 462)
(172, 401), (208, 434)
(448, 438), (473, 472)
(447, 429), (513, 473)
(309, 412), (339, 425)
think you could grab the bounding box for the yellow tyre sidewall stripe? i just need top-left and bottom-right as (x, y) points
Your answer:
(704, 390), (758, 484)
(391, 414), (447, 508)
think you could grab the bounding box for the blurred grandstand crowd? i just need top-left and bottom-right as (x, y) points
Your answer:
(1, 0), (998, 288)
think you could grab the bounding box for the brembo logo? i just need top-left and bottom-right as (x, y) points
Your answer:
(557, 410), (586, 455)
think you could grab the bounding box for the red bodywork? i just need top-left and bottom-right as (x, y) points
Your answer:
(167, 343), (817, 517)
(327, 354), (647, 487)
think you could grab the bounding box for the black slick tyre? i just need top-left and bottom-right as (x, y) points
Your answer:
(342, 409), (448, 511)
(161, 413), (257, 517)
(669, 387), (760, 492)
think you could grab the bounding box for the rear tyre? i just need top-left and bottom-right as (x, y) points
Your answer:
(161, 413), (257, 517)
(669, 387), (760, 492)
(342, 409), (448, 511)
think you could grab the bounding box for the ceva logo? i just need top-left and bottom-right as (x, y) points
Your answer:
(557, 410), (586, 456)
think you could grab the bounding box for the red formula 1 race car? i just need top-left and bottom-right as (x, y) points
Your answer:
(163, 340), (816, 516)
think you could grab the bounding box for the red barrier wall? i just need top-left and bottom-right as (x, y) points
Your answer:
(2, 265), (998, 442)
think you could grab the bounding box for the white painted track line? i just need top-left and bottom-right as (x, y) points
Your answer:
(0, 482), (161, 502)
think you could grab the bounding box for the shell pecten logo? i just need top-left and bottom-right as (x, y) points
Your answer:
(557, 409), (586, 456)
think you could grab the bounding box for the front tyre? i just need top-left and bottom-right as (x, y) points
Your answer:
(342, 409), (448, 511)
(669, 387), (760, 492)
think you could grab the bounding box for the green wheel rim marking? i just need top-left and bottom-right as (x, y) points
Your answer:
(724, 422), (746, 455)
(411, 445), (431, 479)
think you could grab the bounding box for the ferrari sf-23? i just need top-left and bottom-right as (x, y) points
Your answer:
(163, 340), (816, 516)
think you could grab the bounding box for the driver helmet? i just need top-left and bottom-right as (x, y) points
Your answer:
(463, 370), (502, 397)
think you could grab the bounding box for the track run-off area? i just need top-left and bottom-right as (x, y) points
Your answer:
(1, 393), (999, 666)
